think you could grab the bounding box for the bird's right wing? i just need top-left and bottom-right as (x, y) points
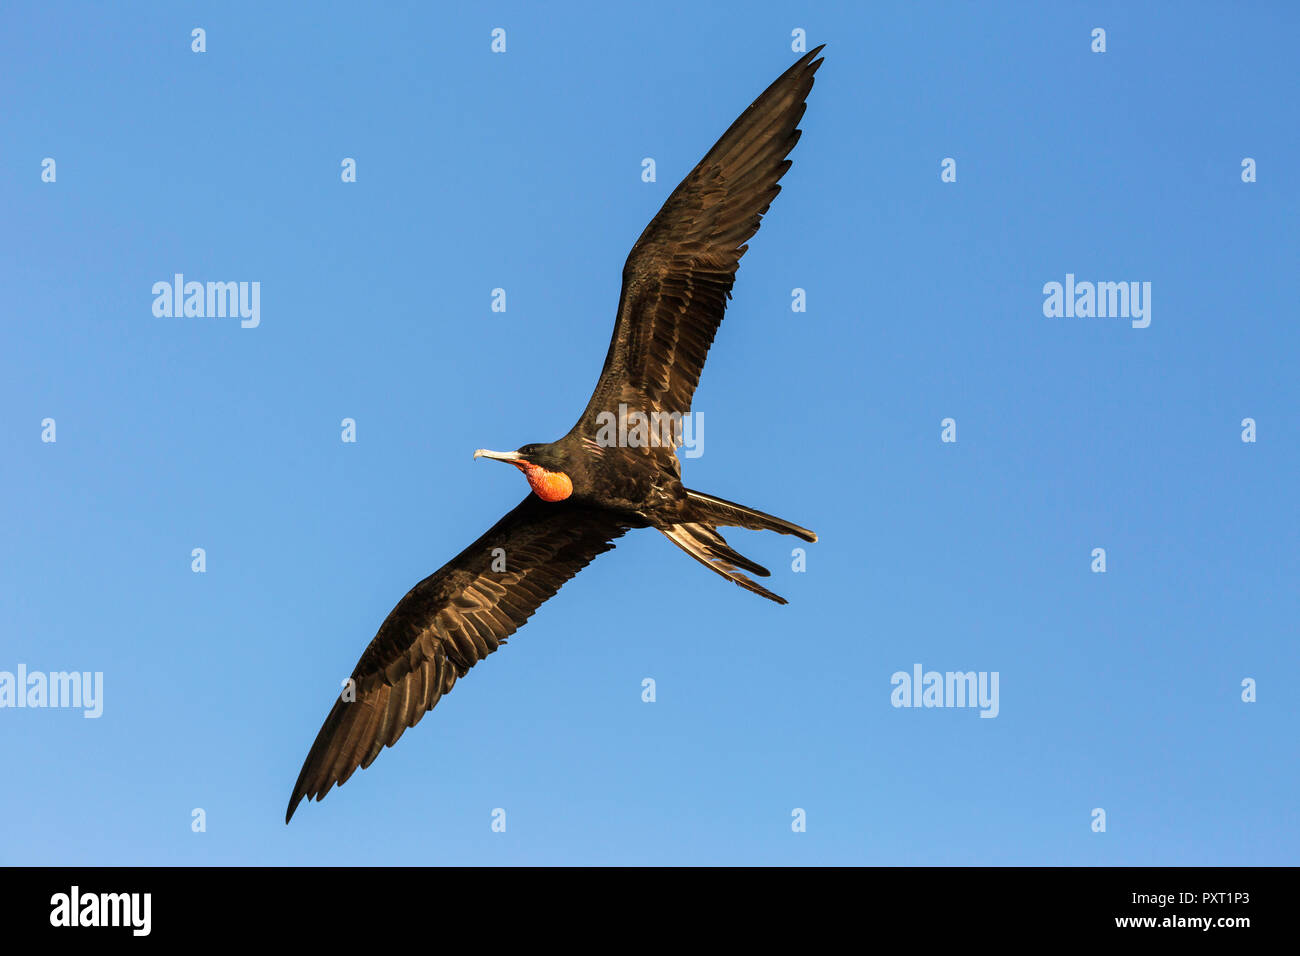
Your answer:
(286, 495), (632, 822)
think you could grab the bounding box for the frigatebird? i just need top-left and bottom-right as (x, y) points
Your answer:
(287, 46), (824, 822)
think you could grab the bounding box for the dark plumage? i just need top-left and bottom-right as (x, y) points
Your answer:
(287, 46), (824, 822)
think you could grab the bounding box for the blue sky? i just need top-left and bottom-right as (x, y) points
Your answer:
(2, 1), (1296, 865)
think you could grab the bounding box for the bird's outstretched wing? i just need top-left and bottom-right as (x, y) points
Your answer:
(573, 45), (824, 439)
(286, 496), (633, 822)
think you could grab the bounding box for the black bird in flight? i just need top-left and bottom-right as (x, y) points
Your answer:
(287, 46), (824, 822)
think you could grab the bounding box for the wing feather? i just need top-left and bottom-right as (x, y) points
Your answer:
(286, 496), (631, 821)
(573, 46), (824, 440)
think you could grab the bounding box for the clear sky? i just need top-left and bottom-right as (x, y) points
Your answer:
(2, 1), (1296, 865)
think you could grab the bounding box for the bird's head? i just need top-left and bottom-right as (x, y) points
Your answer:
(473, 443), (574, 502)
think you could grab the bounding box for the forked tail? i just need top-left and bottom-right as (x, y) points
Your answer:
(657, 489), (817, 605)
(685, 489), (817, 542)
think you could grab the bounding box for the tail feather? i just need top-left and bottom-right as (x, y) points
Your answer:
(685, 489), (818, 542)
(659, 522), (788, 605)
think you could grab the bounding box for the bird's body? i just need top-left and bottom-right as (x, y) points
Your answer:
(287, 46), (825, 822)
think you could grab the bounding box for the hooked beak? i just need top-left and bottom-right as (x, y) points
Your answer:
(474, 448), (525, 464)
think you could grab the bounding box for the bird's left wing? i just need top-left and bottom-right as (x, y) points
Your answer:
(286, 495), (632, 822)
(571, 45), (824, 442)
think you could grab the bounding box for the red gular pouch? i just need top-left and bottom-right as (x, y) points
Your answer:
(511, 460), (573, 502)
